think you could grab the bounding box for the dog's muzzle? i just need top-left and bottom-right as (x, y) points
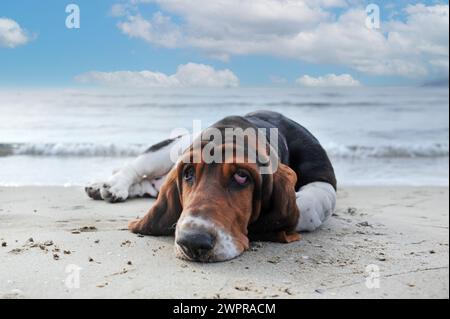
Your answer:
(176, 230), (216, 260)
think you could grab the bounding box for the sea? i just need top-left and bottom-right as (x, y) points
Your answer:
(0, 87), (448, 187)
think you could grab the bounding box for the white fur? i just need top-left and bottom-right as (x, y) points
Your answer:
(128, 176), (167, 198)
(296, 182), (336, 232)
(87, 134), (191, 202)
(175, 215), (240, 262)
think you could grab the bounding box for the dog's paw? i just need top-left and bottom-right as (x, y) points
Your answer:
(100, 183), (129, 203)
(128, 219), (142, 233)
(85, 183), (103, 200)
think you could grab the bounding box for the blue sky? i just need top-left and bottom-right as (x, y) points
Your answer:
(0, 0), (448, 88)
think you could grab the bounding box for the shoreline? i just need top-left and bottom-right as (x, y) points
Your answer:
(0, 186), (448, 299)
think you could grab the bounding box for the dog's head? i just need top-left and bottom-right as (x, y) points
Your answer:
(129, 131), (300, 262)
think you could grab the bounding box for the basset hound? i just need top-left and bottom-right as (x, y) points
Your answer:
(86, 111), (337, 262)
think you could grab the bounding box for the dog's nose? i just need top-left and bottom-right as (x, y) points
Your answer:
(176, 231), (215, 260)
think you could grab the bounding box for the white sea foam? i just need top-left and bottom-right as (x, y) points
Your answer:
(1, 142), (448, 159)
(325, 143), (449, 159)
(0, 143), (146, 157)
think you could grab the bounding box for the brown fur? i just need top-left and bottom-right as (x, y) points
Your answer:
(129, 141), (301, 257)
(129, 168), (182, 236)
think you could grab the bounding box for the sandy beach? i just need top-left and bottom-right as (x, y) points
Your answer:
(0, 186), (448, 299)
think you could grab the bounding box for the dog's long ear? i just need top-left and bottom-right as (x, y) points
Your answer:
(128, 168), (182, 236)
(248, 163), (300, 243)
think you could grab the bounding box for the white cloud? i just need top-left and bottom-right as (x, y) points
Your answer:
(296, 74), (361, 87)
(0, 18), (30, 48)
(75, 63), (239, 88)
(304, 0), (348, 8)
(115, 1), (449, 79)
(117, 12), (181, 48)
(110, 4), (129, 17)
(386, 4), (449, 78)
(119, 0), (333, 52)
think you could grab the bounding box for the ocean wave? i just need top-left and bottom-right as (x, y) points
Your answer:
(325, 143), (449, 159)
(0, 143), (146, 157)
(0, 142), (448, 159)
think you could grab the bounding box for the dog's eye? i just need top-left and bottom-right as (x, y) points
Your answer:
(183, 166), (195, 183)
(233, 169), (250, 186)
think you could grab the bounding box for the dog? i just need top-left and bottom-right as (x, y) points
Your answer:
(86, 111), (337, 262)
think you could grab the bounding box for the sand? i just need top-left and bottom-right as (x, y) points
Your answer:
(0, 186), (448, 299)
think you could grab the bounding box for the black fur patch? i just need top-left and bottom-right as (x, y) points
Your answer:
(145, 136), (180, 153)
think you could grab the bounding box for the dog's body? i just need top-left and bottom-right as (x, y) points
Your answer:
(86, 111), (337, 261)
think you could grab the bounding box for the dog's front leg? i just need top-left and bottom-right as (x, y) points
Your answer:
(85, 134), (191, 203)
